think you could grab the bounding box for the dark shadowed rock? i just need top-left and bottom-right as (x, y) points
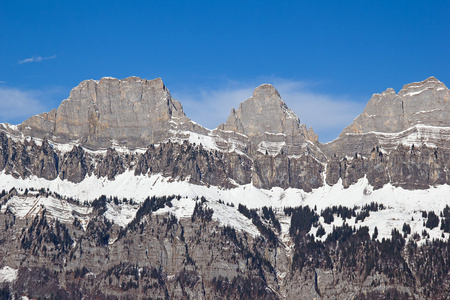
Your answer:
(59, 146), (90, 183)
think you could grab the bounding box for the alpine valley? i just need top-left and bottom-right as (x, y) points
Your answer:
(0, 76), (449, 299)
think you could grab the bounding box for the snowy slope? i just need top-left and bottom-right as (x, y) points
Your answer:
(0, 266), (18, 283)
(1, 171), (449, 244)
(342, 124), (450, 149)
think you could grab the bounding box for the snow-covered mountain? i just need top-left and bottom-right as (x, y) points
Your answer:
(0, 76), (449, 299)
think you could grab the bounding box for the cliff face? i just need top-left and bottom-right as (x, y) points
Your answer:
(325, 145), (450, 189)
(340, 77), (449, 135)
(217, 83), (322, 158)
(0, 132), (327, 191)
(17, 77), (189, 149)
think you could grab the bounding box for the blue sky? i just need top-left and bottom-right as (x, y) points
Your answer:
(1, 1), (449, 142)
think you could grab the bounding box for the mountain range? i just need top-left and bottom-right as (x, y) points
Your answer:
(0, 76), (449, 299)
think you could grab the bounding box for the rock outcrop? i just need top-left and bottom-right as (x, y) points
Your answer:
(342, 77), (450, 134)
(325, 144), (450, 189)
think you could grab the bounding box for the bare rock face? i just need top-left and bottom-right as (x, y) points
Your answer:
(252, 153), (324, 192)
(19, 77), (190, 149)
(32, 138), (59, 180)
(341, 77), (450, 135)
(217, 84), (324, 159)
(342, 87), (405, 134)
(59, 145), (91, 183)
(399, 77), (450, 128)
(325, 77), (450, 157)
(1, 77), (450, 299)
(220, 84), (301, 137)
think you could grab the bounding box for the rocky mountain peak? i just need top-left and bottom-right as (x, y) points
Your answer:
(339, 77), (450, 136)
(17, 76), (190, 149)
(252, 83), (282, 99)
(381, 87), (396, 95)
(219, 84), (301, 137)
(215, 83), (325, 159)
(323, 77), (450, 157)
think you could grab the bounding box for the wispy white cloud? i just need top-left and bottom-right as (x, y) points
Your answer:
(173, 86), (254, 130)
(18, 55), (56, 64)
(273, 79), (366, 142)
(172, 78), (366, 143)
(0, 87), (48, 124)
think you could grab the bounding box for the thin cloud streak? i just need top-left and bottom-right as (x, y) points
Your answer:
(18, 55), (56, 64)
(275, 81), (365, 142)
(173, 79), (366, 143)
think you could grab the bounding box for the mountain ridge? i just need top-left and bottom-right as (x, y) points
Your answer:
(3, 76), (448, 153)
(0, 76), (450, 299)
(1, 76), (449, 191)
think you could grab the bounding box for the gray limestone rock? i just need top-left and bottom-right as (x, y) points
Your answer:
(219, 84), (301, 137)
(0, 76), (450, 299)
(325, 144), (449, 190)
(341, 77), (450, 135)
(324, 77), (450, 157)
(59, 145), (91, 183)
(19, 77), (190, 149)
(217, 83), (324, 159)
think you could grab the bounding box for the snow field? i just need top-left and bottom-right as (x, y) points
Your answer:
(1, 171), (449, 243)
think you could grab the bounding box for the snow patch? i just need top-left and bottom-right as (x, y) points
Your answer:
(402, 87), (434, 97)
(1, 195), (92, 230)
(0, 266), (18, 283)
(257, 141), (285, 156)
(344, 124), (450, 149)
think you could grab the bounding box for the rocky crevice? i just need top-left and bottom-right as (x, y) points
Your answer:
(325, 144), (450, 189)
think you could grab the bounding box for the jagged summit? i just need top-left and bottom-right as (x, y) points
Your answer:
(398, 76), (444, 97)
(218, 83), (301, 137)
(215, 83), (322, 158)
(252, 83), (282, 99)
(0, 77), (323, 160)
(1, 75), (448, 159)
